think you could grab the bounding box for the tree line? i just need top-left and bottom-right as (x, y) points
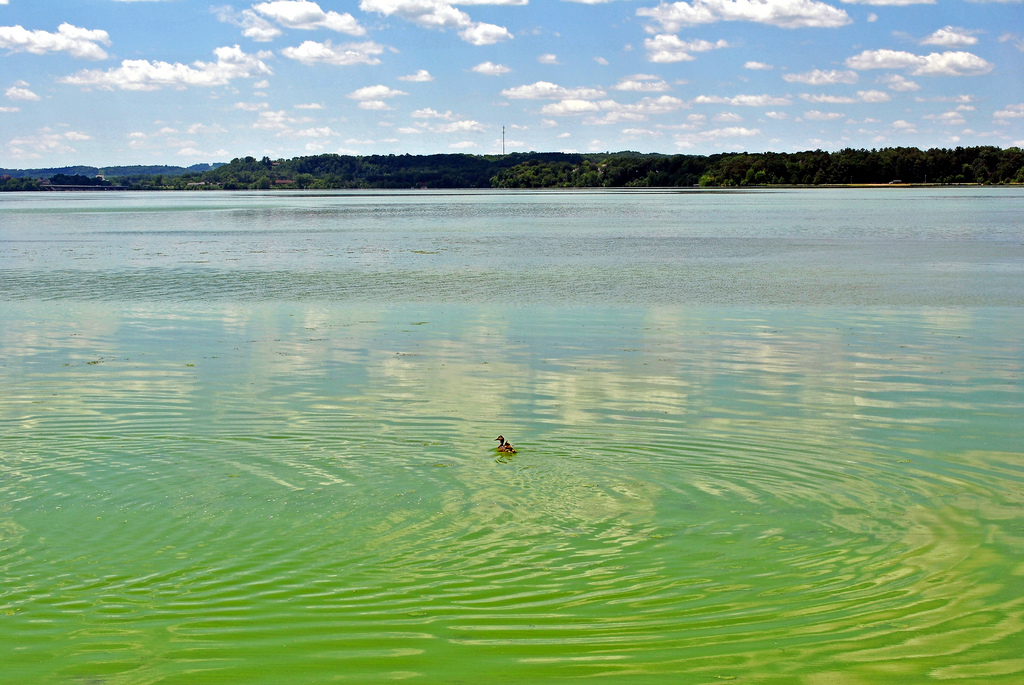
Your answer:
(3, 147), (1022, 192)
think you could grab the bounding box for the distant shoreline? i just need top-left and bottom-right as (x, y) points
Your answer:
(4, 147), (1022, 191)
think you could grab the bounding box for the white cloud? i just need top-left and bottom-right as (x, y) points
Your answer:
(434, 120), (484, 133)
(645, 34), (729, 63)
(294, 102), (323, 109)
(538, 53), (560, 64)
(879, 74), (920, 91)
(845, 49), (993, 76)
(60, 45), (273, 91)
(186, 123), (228, 134)
(540, 99), (601, 115)
(799, 89), (889, 103)
(288, 126), (340, 137)
(714, 111), (743, 122)
(502, 81), (606, 99)
(744, 61), (773, 70)
(412, 107), (454, 119)
(280, 40), (385, 65)
(0, 106), (21, 113)
(253, 1), (365, 35)
(398, 69), (433, 82)
(5, 85), (40, 101)
(892, 119), (916, 130)
(999, 33), (1024, 52)
(921, 26), (979, 46)
(613, 74), (672, 92)
(924, 111), (967, 125)
(803, 110), (845, 120)
(637, 0), (851, 30)
(695, 94), (792, 106)
(359, 0), (512, 45)
(544, 95), (688, 122)
(0, 23), (111, 60)
(857, 89), (890, 102)
(214, 7), (282, 41)
(5, 128), (90, 160)
(235, 101), (270, 110)
(253, 109), (313, 129)
(994, 103), (1024, 118)
(765, 111), (789, 119)
(840, 0), (933, 5)
(800, 93), (855, 103)
(472, 61), (510, 75)
(594, 56), (609, 65)
(349, 84), (407, 100)
(783, 69), (858, 85)
(459, 22), (512, 45)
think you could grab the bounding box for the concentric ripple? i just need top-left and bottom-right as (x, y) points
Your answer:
(1, 189), (1023, 684)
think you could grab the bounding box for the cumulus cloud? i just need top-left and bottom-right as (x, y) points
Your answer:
(214, 7), (282, 41)
(845, 49), (993, 76)
(644, 35), (729, 62)
(879, 74), (920, 91)
(348, 84), (406, 110)
(472, 61), (510, 75)
(921, 26), (979, 46)
(235, 101), (270, 110)
(60, 45), (272, 91)
(253, 109), (313, 129)
(253, 1), (365, 34)
(994, 103), (1024, 118)
(0, 106), (20, 113)
(5, 84), (40, 101)
(410, 108), (452, 119)
(542, 95), (687, 122)
(613, 74), (672, 92)
(783, 69), (858, 85)
(695, 93), (793, 106)
(398, 69), (433, 81)
(280, 40), (385, 65)
(923, 111), (967, 125)
(502, 81), (606, 99)
(539, 99), (601, 115)
(803, 110), (845, 120)
(744, 61), (773, 70)
(359, 0), (512, 45)
(434, 120), (484, 133)
(0, 23), (111, 60)
(5, 128), (91, 160)
(840, 0), (933, 5)
(294, 102), (323, 109)
(637, 0), (851, 30)
(800, 89), (890, 103)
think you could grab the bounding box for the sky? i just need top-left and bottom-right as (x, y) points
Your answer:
(1, 0), (1022, 167)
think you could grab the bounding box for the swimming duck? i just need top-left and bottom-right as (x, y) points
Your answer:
(495, 435), (516, 453)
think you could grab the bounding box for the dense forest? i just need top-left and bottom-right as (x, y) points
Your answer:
(3, 147), (1023, 191)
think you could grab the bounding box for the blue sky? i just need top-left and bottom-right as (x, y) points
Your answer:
(1, 0), (1022, 166)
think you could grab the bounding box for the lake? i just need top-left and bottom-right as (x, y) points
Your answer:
(1, 188), (1023, 684)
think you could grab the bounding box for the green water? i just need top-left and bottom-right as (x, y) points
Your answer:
(2, 189), (1023, 683)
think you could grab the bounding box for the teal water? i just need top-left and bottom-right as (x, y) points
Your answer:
(1, 189), (1023, 684)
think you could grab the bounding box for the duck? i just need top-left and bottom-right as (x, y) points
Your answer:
(495, 435), (517, 453)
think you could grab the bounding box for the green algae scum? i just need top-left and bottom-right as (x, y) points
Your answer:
(2, 188), (1023, 684)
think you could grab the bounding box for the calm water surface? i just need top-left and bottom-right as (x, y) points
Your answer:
(1, 189), (1023, 684)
